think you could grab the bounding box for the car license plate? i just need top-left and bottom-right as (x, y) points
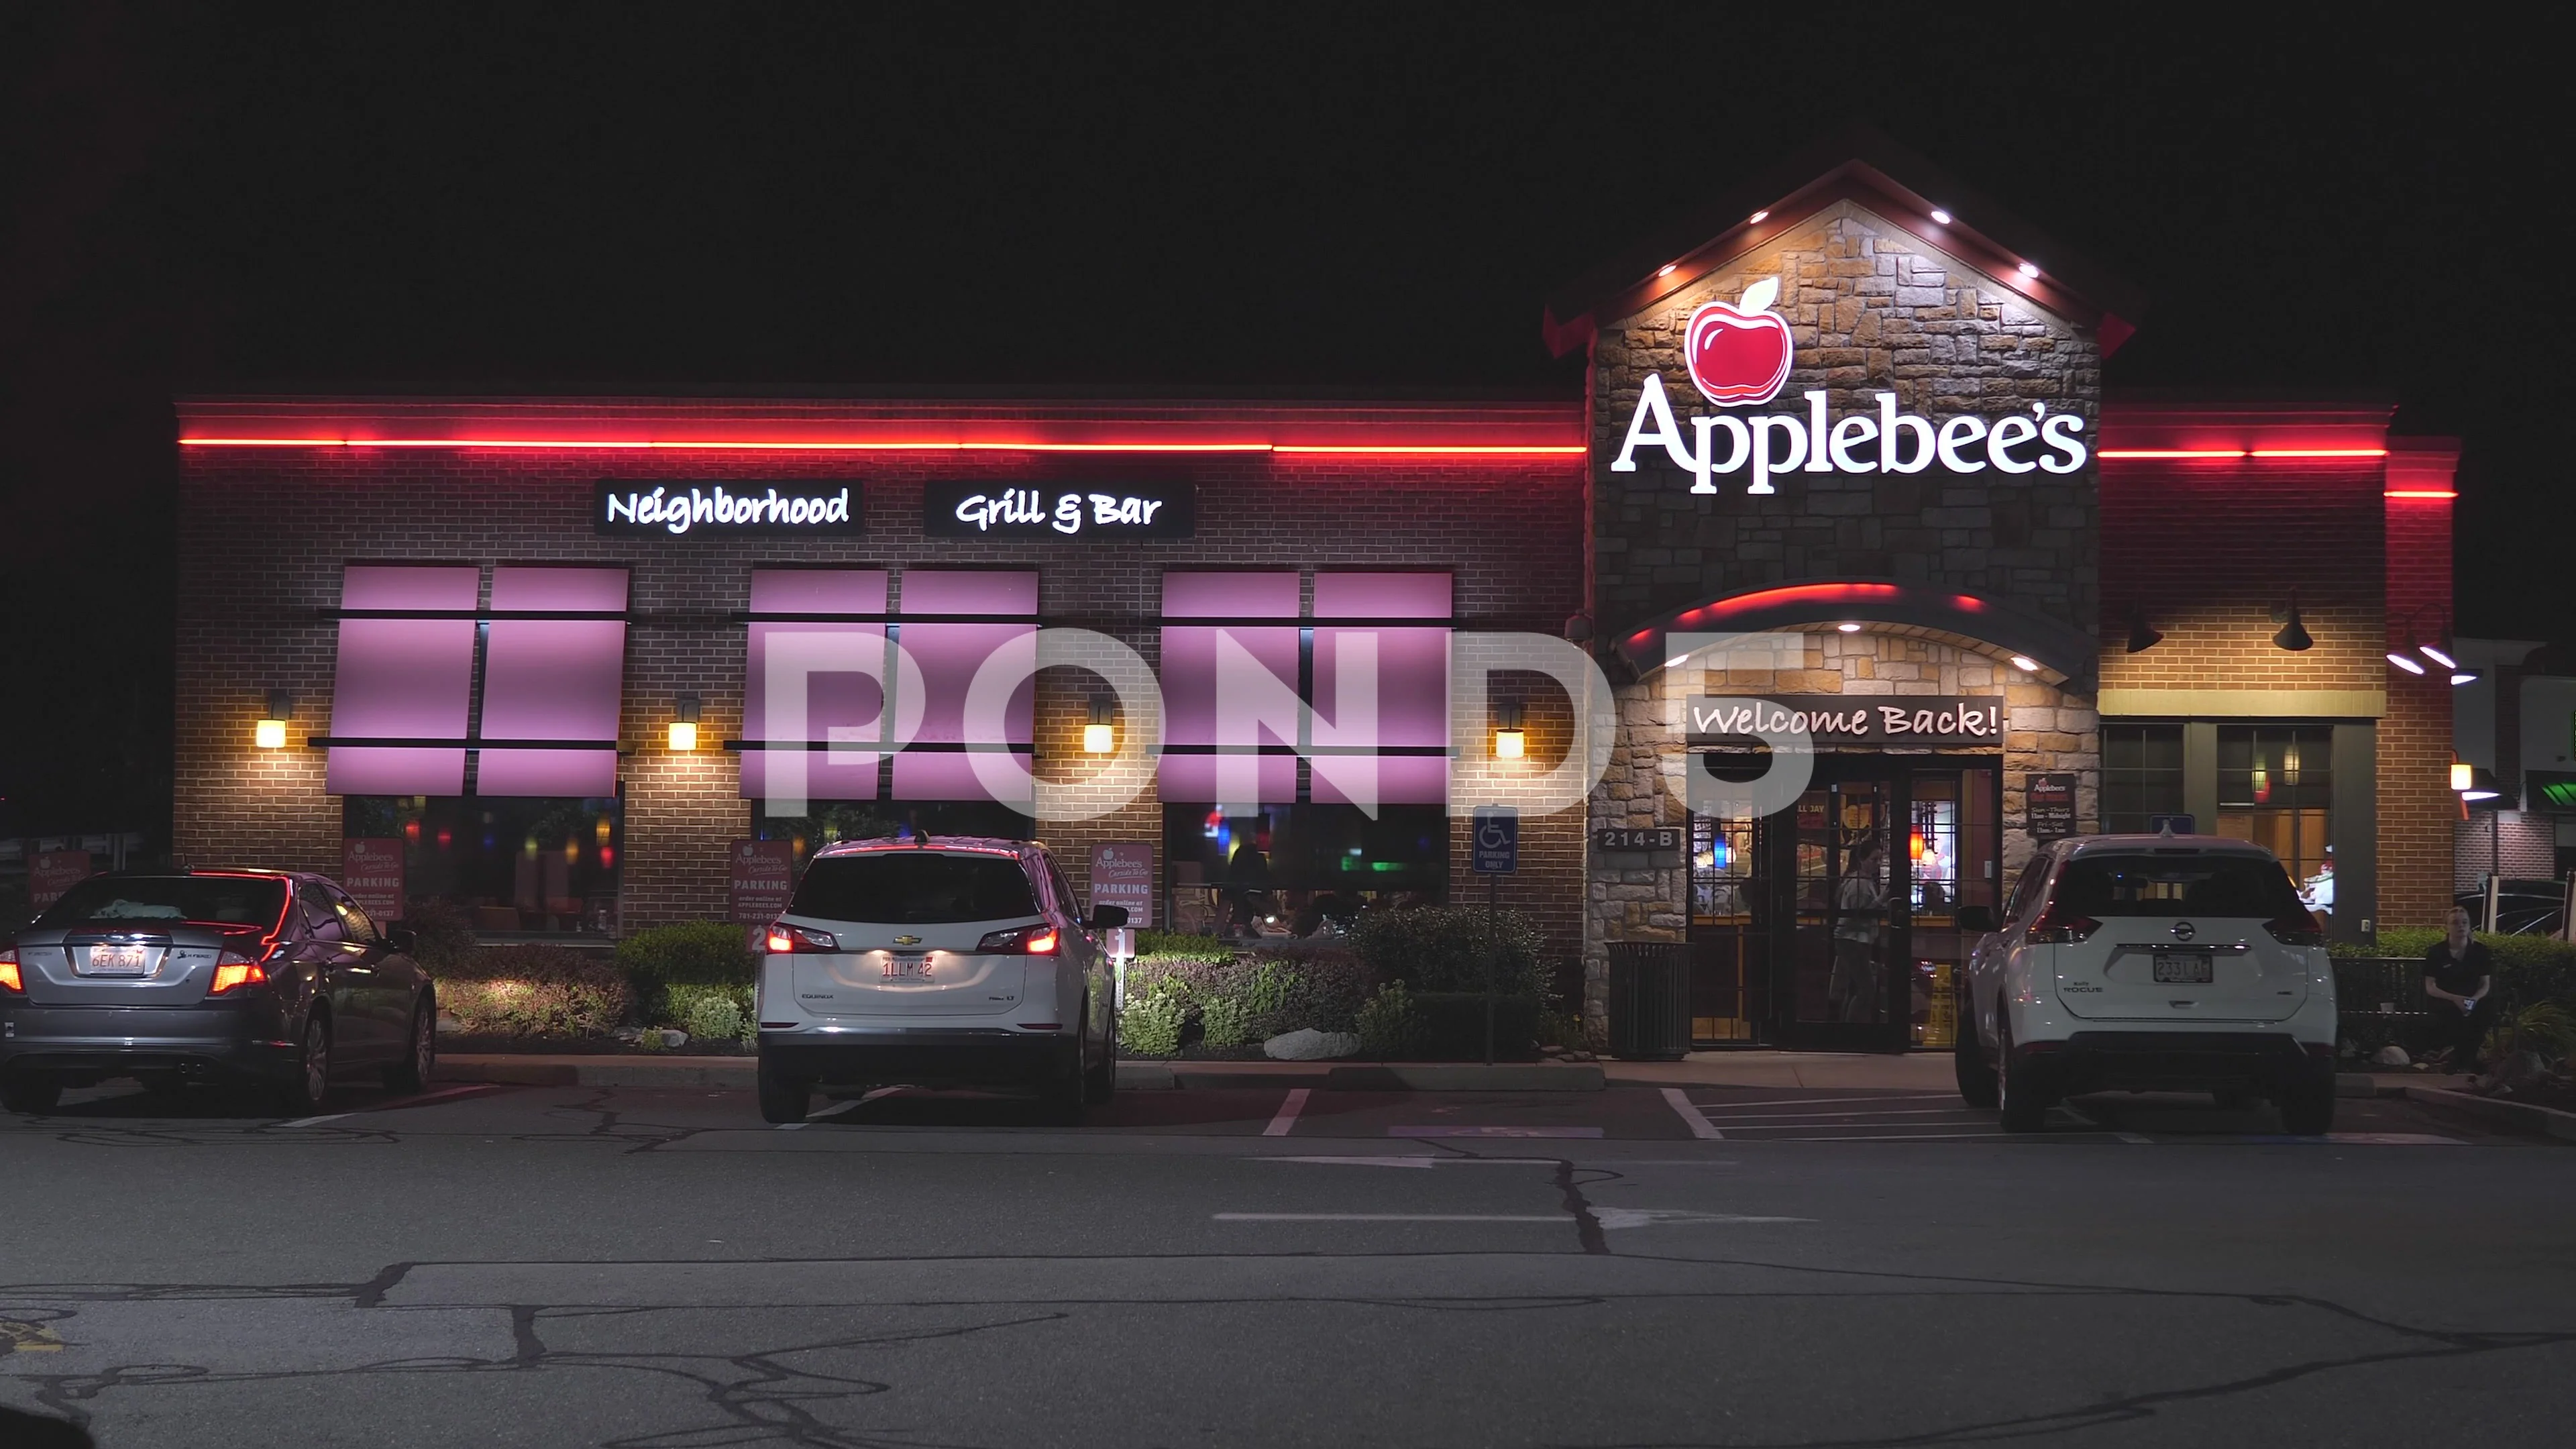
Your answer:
(2151, 953), (2212, 985)
(85, 944), (150, 976)
(881, 953), (932, 983)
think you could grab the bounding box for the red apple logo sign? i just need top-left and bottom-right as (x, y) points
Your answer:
(1684, 277), (1792, 407)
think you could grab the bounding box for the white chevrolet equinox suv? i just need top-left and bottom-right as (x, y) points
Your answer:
(753, 838), (1123, 1124)
(1954, 835), (2338, 1134)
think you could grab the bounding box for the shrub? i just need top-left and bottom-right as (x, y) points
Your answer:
(437, 943), (631, 1038)
(1135, 929), (1231, 957)
(1120, 985), (1189, 1058)
(1407, 991), (1544, 1061)
(1351, 905), (1548, 996)
(1356, 981), (1424, 1058)
(1248, 947), (1372, 1034)
(399, 898), (480, 972)
(665, 982), (752, 1041)
(2487, 1000), (2576, 1065)
(2333, 929), (2576, 1012)
(619, 921), (758, 1020)
(1123, 950), (1236, 1010)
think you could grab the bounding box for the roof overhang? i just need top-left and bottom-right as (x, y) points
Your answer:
(1615, 580), (2098, 692)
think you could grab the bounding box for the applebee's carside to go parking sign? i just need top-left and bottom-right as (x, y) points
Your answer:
(1613, 276), (2088, 495)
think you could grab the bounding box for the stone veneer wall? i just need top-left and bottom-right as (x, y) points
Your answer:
(1580, 199), (2106, 1030)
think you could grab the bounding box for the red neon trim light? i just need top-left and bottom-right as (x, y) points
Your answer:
(178, 436), (1585, 457)
(2384, 490), (2457, 499)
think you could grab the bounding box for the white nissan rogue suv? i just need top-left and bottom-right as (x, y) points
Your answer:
(753, 838), (1122, 1124)
(1954, 835), (2339, 1134)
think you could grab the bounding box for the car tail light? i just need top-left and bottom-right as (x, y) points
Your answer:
(209, 949), (268, 995)
(2265, 912), (2325, 946)
(975, 924), (1059, 955)
(0, 949), (20, 993)
(2025, 905), (2100, 945)
(765, 924), (839, 954)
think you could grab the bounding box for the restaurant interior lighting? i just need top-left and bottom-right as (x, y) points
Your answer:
(254, 690), (292, 750)
(2272, 591), (2313, 651)
(2124, 600), (2163, 653)
(1493, 700), (1526, 760)
(1083, 697), (1116, 755)
(668, 693), (700, 753)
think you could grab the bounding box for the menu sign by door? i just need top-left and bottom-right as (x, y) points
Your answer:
(2026, 772), (2078, 841)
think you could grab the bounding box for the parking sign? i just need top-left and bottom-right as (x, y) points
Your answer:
(1471, 806), (1519, 875)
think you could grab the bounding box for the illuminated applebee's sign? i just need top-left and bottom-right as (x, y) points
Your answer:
(1612, 278), (2089, 493)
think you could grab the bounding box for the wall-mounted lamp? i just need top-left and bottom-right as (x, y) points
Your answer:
(2451, 760), (2474, 792)
(1083, 697), (1116, 755)
(2124, 600), (2163, 654)
(2392, 605), (2475, 685)
(254, 690), (292, 749)
(1493, 700), (1526, 760)
(2271, 590), (2313, 651)
(668, 694), (701, 752)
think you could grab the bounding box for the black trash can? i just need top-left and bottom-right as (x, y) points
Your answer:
(1606, 941), (1692, 1061)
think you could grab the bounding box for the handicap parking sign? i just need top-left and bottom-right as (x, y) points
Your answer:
(1472, 806), (1518, 875)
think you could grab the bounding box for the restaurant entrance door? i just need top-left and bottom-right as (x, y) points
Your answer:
(1688, 756), (2002, 1051)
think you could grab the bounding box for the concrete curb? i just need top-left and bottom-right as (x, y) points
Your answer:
(437, 1057), (756, 1089)
(2404, 1085), (2576, 1142)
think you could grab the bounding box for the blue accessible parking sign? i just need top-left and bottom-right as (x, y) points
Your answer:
(1472, 806), (1519, 875)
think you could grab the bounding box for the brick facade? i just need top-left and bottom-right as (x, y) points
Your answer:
(173, 410), (1587, 952)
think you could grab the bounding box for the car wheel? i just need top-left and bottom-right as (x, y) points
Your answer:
(275, 1014), (333, 1116)
(1997, 1016), (2049, 1133)
(1044, 1030), (1089, 1126)
(1, 1075), (64, 1114)
(755, 1051), (810, 1124)
(1084, 1011), (1118, 1106)
(1953, 985), (1998, 1108)
(383, 999), (435, 1095)
(2277, 1070), (2337, 1136)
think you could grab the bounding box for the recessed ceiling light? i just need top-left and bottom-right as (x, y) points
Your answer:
(2017, 261), (2040, 278)
(2010, 655), (2040, 672)
(1929, 208), (1952, 225)
(1656, 262), (1677, 277)
(1747, 210), (1768, 225)
(1835, 621), (1862, 633)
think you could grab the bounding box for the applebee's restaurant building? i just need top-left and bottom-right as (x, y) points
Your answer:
(172, 134), (2462, 1051)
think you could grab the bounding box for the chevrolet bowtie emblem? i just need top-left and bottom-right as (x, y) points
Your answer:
(894, 935), (922, 946)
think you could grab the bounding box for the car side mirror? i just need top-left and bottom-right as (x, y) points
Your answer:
(1088, 904), (1129, 930)
(1956, 905), (1997, 934)
(386, 924), (419, 953)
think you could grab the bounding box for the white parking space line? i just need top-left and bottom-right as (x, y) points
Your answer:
(1662, 1087), (1725, 1140)
(1216, 1213), (1571, 1223)
(1263, 1087), (1310, 1137)
(274, 1113), (351, 1129)
(274, 1083), (506, 1129)
(778, 1097), (873, 1131)
(1389, 1126), (1605, 1138)
(1694, 1093), (1957, 1112)
(1685, 1106), (1990, 1124)
(2057, 1104), (2152, 1143)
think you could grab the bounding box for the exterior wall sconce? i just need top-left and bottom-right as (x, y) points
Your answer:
(1493, 700), (1526, 760)
(254, 690), (292, 749)
(668, 694), (701, 752)
(2392, 605), (2477, 685)
(2451, 760), (2473, 792)
(2124, 600), (2163, 653)
(1082, 697), (1116, 755)
(2271, 590), (2313, 651)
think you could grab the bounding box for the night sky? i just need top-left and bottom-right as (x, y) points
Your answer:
(0, 6), (2560, 838)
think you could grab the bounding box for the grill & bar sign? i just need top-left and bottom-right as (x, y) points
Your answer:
(927, 480), (1195, 539)
(1685, 695), (2005, 747)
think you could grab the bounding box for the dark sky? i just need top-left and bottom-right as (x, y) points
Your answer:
(0, 5), (2561, 835)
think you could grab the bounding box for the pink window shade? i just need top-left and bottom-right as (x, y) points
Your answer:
(740, 570), (890, 802)
(890, 570), (1038, 802)
(1311, 572), (1451, 806)
(475, 566), (630, 798)
(1159, 571), (1299, 805)
(325, 565), (480, 796)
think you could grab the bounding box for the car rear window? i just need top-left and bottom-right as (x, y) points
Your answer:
(35, 876), (290, 931)
(788, 853), (1039, 924)
(2049, 854), (2306, 919)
